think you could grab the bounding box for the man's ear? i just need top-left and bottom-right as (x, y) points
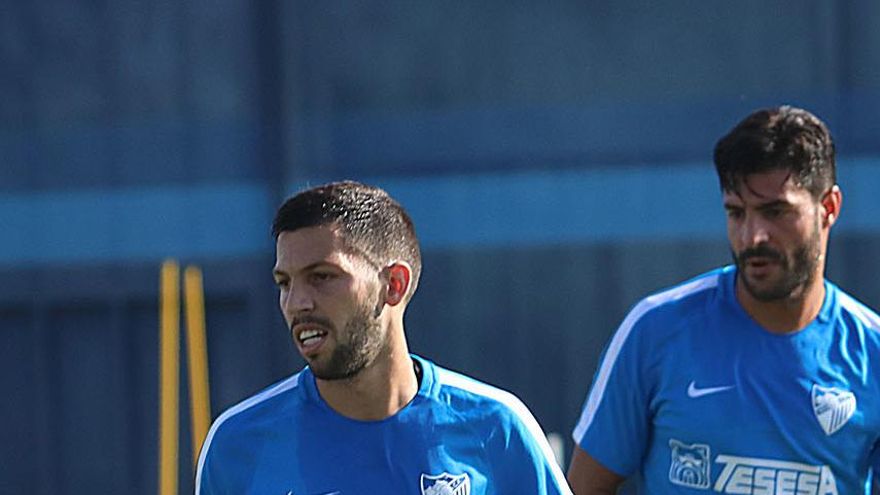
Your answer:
(820, 185), (842, 228)
(383, 262), (412, 307)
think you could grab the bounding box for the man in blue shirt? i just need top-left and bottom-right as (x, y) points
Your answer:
(568, 106), (880, 494)
(196, 181), (571, 494)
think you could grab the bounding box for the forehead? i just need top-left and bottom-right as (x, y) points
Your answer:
(274, 226), (353, 271)
(722, 169), (812, 205)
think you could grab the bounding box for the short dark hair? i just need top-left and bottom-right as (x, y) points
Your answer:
(272, 181), (422, 299)
(713, 106), (836, 199)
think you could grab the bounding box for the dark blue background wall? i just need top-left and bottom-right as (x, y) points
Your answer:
(2, 2), (880, 493)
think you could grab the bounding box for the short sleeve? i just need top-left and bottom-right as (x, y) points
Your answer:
(490, 396), (573, 495)
(195, 414), (236, 495)
(195, 440), (219, 495)
(571, 301), (656, 477)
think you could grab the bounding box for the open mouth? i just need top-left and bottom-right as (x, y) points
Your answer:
(296, 327), (328, 351)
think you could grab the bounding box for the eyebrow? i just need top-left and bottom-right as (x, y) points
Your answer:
(272, 261), (337, 279)
(755, 200), (790, 209)
(723, 199), (791, 210)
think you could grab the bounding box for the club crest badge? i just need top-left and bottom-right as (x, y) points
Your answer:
(812, 384), (856, 436)
(420, 472), (470, 495)
(668, 439), (711, 489)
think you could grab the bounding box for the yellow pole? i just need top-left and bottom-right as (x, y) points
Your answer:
(159, 260), (180, 495)
(184, 265), (212, 470)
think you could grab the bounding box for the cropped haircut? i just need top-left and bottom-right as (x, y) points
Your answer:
(713, 106), (836, 199)
(272, 181), (422, 300)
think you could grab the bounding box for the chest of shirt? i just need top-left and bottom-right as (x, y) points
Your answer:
(642, 322), (879, 493)
(226, 411), (496, 495)
(650, 324), (878, 449)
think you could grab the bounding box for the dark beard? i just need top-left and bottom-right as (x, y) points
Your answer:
(732, 221), (821, 302)
(310, 302), (386, 381)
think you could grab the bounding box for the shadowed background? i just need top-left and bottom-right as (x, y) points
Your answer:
(3, 2), (880, 493)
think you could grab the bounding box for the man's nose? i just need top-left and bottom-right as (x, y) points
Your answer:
(741, 215), (771, 247)
(282, 285), (315, 316)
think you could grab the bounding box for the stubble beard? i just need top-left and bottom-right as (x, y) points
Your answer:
(733, 219), (822, 302)
(310, 300), (387, 381)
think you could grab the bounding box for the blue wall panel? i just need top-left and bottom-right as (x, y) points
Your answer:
(52, 305), (130, 493)
(1, 159), (878, 267)
(0, 308), (38, 494)
(0, 183), (273, 266)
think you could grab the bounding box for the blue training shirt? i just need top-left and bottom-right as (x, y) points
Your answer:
(198, 354), (571, 495)
(573, 266), (880, 494)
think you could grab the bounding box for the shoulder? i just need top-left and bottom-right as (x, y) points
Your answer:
(571, 270), (724, 426)
(832, 286), (880, 350)
(429, 364), (550, 447)
(429, 364), (571, 492)
(612, 267), (727, 346)
(834, 285), (880, 332)
(432, 365), (533, 424)
(413, 356), (546, 442)
(433, 366), (561, 454)
(196, 371), (305, 473)
(209, 371), (304, 434)
(636, 268), (725, 320)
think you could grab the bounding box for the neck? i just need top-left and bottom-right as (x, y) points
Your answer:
(315, 321), (418, 421)
(735, 271), (826, 334)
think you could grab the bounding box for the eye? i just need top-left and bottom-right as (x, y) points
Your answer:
(309, 271), (335, 284)
(274, 278), (289, 290)
(763, 207), (783, 219)
(725, 208), (744, 220)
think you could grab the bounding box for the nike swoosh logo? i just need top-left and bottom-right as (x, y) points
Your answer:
(287, 491), (340, 495)
(687, 381), (734, 398)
